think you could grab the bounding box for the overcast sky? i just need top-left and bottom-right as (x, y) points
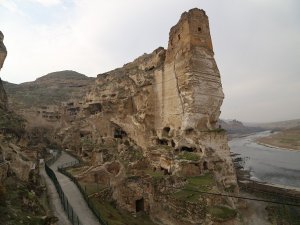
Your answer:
(0, 0), (299, 123)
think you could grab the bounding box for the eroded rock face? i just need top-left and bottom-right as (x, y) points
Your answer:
(2, 9), (239, 224)
(0, 31), (8, 110)
(0, 31), (7, 70)
(0, 32), (34, 183)
(77, 8), (236, 184)
(52, 8), (238, 224)
(82, 9), (224, 148)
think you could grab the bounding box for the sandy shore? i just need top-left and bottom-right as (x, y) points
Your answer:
(256, 141), (300, 151)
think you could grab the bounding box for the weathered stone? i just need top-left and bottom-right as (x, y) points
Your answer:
(50, 8), (238, 224)
(2, 9), (240, 224)
(0, 31), (8, 110)
(0, 31), (7, 70)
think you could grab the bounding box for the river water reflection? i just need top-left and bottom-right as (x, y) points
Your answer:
(229, 131), (300, 188)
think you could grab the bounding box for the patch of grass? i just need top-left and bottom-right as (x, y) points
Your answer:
(186, 173), (215, 190)
(173, 173), (215, 202)
(158, 145), (173, 152)
(208, 205), (237, 222)
(145, 169), (164, 178)
(177, 152), (201, 161)
(66, 166), (85, 176)
(91, 199), (157, 225)
(79, 182), (107, 196)
(173, 188), (199, 202)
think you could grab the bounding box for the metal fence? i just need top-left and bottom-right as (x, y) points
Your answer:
(45, 151), (83, 225)
(58, 160), (108, 225)
(46, 150), (62, 166)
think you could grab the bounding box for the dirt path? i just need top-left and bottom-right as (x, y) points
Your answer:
(46, 152), (101, 225)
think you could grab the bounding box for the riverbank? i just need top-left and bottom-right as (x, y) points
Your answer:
(255, 127), (300, 151)
(256, 141), (299, 151)
(229, 131), (300, 188)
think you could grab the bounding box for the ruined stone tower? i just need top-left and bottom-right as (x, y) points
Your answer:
(158, 8), (224, 135)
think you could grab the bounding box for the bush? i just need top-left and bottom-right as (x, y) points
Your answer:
(177, 152), (200, 161)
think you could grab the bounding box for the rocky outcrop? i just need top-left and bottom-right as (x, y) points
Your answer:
(0, 31), (6, 70)
(79, 8), (236, 183)
(0, 31), (8, 110)
(0, 31), (33, 183)
(2, 9), (240, 224)
(0, 31), (49, 225)
(51, 8), (239, 225)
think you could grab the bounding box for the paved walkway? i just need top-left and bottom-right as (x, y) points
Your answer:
(47, 152), (101, 225)
(41, 167), (72, 225)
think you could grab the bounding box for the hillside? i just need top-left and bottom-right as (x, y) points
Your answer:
(219, 119), (265, 135)
(247, 119), (300, 130)
(3, 70), (94, 110)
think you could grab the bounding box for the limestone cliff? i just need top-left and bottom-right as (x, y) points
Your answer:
(81, 8), (236, 184)
(51, 8), (239, 225)
(2, 9), (240, 224)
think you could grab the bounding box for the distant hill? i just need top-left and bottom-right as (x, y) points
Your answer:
(245, 119), (300, 130)
(3, 70), (95, 110)
(219, 119), (265, 135)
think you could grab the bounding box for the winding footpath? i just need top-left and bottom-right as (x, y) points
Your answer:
(43, 152), (101, 225)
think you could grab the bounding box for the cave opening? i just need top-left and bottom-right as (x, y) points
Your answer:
(203, 161), (208, 170)
(160, 167), (170, 175)
(185, 128), (194, 135)
(135, 198), (144, 213)
(180, 146), (196, 152)
(89, 103), (102, 115)
(162, 127), (170, 137)
(114, 127), (127, 139)
(157, 138), (168, 146)
(171, 140), (175, 148)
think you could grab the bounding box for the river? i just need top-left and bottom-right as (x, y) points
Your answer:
(229, 131), (300, 188)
